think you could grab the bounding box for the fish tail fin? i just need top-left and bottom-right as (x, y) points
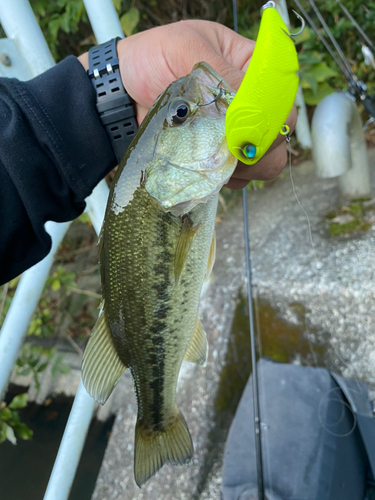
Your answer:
(82, 310), (126, 405)
(134, 409), (193, 487)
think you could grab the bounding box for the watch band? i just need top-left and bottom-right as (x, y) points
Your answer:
(88, 38), (138, 163)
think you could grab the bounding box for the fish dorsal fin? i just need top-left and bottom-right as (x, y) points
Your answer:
(174, 215), (200, 286)
(205, 230), (216, 280)
(184, 318), (208, 366)
(82, 311), (126, 405)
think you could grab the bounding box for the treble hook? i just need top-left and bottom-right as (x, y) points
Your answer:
(281, 10), (305, 40)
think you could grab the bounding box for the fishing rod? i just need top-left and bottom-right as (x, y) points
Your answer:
(232, 0), (265, 498)
(226, 3), (301, 497)
(293, 0), (375, 121)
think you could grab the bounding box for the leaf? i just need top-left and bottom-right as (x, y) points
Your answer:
(10, 410), (20, 424)
(19, 368), (31, 376)
(14, 423), (33, 440)
(120, 8), (140, 37)
(6, 425), (17, 445)
(9, 276), (20, 289)
(298, 51), (323, 65)
(9, 393), (28, 409)
(112, 0), (122, 13)
(77, 212), (91, 224)
(37, 363), (48, 373)
(58, 364), (70, 375)
(303, 82), (335, 105)
(52, 354), (65, 377)
(304, 62), (338, 83)
(51, 279), (61, 292)
(0, 421), (7, 443)
(301, 74), (318, 95)
(293, 26), (311, 44)
(0, 408), (12, 421)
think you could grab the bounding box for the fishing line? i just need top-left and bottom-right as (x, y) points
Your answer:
(286, 136), (317, 267)
(286, 137), (364, 423)
(286, 135), (320, 370)
(232, 0), (265, 497)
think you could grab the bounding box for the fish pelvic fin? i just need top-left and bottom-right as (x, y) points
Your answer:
(82, 310), (126, 405)
(134, 409), (193, 487)
(183, 318), (208, 367)
(174, 216), (200, 286)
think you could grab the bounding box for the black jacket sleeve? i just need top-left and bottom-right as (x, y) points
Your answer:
(0, 56), (117, 285)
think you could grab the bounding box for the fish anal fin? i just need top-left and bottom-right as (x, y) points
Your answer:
(134, 409), (193, 487)
(205, 230), (216, 280)
(184, 318), (208, 367)
(82, 311), (126, 405)
(174, 216), (200, 286)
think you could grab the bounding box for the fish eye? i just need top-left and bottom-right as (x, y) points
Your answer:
(171, 100), (190, 124)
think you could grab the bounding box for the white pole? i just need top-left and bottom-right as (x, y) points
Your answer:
(43, 382), (97, 500)
(0, 221), (70, 400)
(83, 0), (124, 43)
(0, 0), (54, 77)
(312, 92), (371, 198)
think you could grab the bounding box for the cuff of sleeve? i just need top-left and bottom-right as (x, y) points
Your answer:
(19, 55), (117, 201)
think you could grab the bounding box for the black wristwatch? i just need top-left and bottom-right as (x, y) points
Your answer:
(87, 38), (138, 163)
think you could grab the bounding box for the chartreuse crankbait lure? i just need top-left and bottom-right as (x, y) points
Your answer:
(225, 1), (301, 165)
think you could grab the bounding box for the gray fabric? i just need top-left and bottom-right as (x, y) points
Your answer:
(222, 359), (371, 500)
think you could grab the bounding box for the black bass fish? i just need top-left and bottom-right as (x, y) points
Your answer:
(82, 62), (236, 487)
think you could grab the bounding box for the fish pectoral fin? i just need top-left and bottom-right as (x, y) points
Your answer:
(174, 216), (200, 286)
(134, 409), (193, 487)
(205, 230), (216, 281)
(82, 311), (126, 405)
(183, 318), (208, 367)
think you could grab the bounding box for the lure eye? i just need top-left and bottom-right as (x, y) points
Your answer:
(171, 101), (190, 124)
(243, 144), (257, 159)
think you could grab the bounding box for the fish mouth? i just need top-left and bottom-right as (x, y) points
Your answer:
(197, 84), (235, 115)
(191, 62), (236, 112)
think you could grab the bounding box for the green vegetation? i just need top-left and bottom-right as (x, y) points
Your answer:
(0, 394), (33, 445)
(0, 218), (101, 445)
(16, 344), (70, 392)
(326, 198), (374, 236)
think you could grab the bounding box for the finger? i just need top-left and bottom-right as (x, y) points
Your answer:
(136, 104), (148, 125)
(163, 21), (255, 91)
(224, 178), (249, 190)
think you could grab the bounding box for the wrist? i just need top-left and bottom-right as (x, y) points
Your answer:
(84, 39), (138, 163)
(78, 52), (89, 72)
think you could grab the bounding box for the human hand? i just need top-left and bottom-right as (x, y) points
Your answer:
(79, 20), (297, 187)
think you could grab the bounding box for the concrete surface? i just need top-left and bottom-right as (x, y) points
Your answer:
(91, 150), (375, 499)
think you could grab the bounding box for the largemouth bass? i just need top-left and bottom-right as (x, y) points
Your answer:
(82, 62), (236, 487)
